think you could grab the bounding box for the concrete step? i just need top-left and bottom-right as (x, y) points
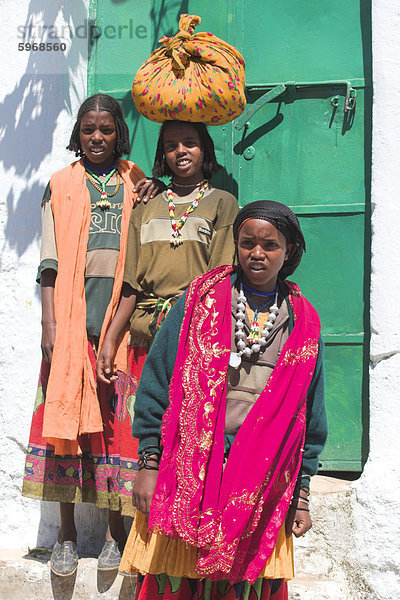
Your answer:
(0, 550), (136, 600)
(0, 551), (349, 600)
(288, 575), (349, 599)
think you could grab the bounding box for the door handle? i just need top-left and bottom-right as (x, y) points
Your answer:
(235, 84), (287, 131)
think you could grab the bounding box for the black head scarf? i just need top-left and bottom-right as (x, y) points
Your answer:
(233, 200), (306, 279)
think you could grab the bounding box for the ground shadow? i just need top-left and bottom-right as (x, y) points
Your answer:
(50, 570), (77, 600)
(23, 547), (52, 563)
(119, 575), (137, 599)
(97, 567), (119, 593)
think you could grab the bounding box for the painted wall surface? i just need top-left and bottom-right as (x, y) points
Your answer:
(0, 1), (399, 599)
(0, 0), (106, 554)
(354, 0), (400, 590)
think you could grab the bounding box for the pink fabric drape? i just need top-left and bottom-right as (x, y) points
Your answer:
(149, 266), (321, 584)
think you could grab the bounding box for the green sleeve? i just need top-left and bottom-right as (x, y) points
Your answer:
(37, 182), (58, 283)
(283, 286), (327, 486)
(132, 291), (187, 451)
(36, 259), (58, 283)
(300, 335), (328, 485)
(207, 192), (239, 270)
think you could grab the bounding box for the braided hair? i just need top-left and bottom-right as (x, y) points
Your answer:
(233, 200), (306, 279)
(67, 94), (131, 158)
(152, 120), (222, 179)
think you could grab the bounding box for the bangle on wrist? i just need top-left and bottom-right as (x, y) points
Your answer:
(138, 447), (161, 471)
(137, 455), (160, 471)
(140, 446), (161, 457)
(291, 495), (310, 507)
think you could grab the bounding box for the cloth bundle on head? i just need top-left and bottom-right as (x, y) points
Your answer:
(233, 201), (306, 278)
(132, 14), (246, 125)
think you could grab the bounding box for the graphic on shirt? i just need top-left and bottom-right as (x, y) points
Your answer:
(89, 202), (123, 236)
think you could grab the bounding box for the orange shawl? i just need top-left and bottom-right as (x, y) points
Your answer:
(42, 158), (144, 455)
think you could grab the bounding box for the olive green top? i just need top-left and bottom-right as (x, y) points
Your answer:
(123, 187), (239, 344)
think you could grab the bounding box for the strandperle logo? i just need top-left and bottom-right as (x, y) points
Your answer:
(17, 18), (148, 44)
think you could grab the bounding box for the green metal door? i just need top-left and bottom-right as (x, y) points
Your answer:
(89, 0), (371, 471)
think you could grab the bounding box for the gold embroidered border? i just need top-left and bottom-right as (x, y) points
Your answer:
(171, 268), (231, 545)
(282, 338), (319, 366)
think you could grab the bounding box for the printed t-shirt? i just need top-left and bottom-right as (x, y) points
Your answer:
(38, 180), (124, 338)
(123, 187), (239, 343)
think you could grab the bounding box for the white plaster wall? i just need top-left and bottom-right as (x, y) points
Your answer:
(351, 0), (400, 596)
(0, 0), (99, 552)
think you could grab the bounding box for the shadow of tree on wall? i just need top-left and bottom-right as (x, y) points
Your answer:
(0, 0), (87, 258)
(150, 0), (189, 51)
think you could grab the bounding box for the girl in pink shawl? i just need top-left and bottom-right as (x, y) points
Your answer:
(119, 201), (327, 600)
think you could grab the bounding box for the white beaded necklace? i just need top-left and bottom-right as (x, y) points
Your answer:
(229, 286), (279, 369)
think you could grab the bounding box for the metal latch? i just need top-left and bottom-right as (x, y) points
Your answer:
(236, 80), (359, 131)
(331, 84), (357, 112)
(235, 84), (287, 131)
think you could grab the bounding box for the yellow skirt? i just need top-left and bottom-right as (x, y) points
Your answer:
(120, 511), (294, 580)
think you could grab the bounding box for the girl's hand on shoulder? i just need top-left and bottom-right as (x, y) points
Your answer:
(134, 178), (166, 204)
(96, 335), (118, 384)
(285, 500), (312, 538)
(41, 320), (56, 363)
(132, 467), (159, 514)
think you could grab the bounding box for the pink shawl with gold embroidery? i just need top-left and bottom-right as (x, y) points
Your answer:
(148, 265), (321, 584)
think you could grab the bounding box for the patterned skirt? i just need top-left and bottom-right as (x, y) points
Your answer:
(120, 511), (292, 600)
(22, 344), (148, 516)
(134, 574), (287, 600)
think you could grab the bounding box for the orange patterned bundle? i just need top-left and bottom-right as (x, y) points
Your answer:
(132, 14), (246, 125)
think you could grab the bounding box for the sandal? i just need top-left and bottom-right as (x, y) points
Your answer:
(97, 540), (122, 571)
(50, 541), (78, 576)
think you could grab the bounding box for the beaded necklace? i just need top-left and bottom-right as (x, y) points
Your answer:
(172, 178), (206, 189)
(241, 280), (277, 297)
(229, 284), (279, 368)
(85, 168), (120, 210)
(83, 158), (116, 175)
(166, 181), (209, 247)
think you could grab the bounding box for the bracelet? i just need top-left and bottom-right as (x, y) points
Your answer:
(292, 493), (309, 501)
(293, 481), (310, 496)
(290, 495), (309, 508)
(138, 450), (160, 472)
(140, 446), (161, 457)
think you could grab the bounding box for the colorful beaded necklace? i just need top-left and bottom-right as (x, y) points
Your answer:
(166, 180), (209, 247)
(85, 167), (120, 210)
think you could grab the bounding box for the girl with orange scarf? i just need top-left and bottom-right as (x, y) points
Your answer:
(22, 94), (162, 576)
